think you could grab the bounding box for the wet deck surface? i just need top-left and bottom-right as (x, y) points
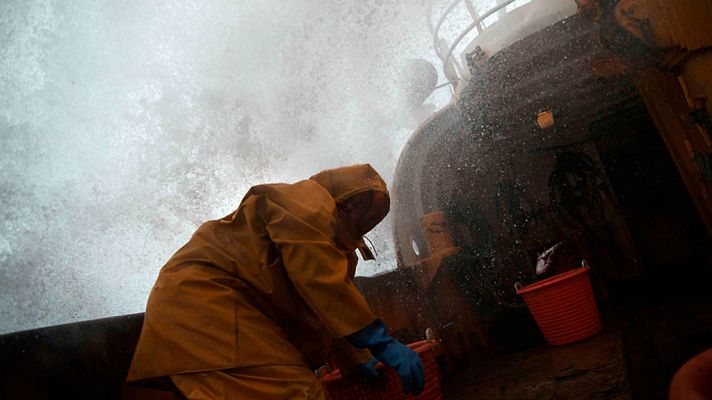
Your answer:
(617, 296), (712, 399)
(441, 281), (712, 400)
(442, 313), (630, 400)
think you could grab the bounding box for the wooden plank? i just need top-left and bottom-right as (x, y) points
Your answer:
(635, 68), (712, 238)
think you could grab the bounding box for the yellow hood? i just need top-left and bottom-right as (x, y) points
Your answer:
(309, 163), (389, 205)
(309, 164), (390, 255)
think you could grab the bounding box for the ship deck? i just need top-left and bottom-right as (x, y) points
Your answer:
(2, 273), (712, 399)
(443, 276), (712, 400)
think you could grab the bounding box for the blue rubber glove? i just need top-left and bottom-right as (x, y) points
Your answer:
(346, 320), (425, 395)
(358, 357), (380, 380)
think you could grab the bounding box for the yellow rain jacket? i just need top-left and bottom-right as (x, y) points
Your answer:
(127, 164), (388, 382)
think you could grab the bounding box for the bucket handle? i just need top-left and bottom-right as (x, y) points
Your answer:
(516, 259), (590, 292)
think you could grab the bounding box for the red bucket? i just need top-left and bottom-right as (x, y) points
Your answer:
(321, 340), (442, 400)
(516, 265), (602, 346)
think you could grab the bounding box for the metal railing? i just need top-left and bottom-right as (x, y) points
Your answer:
(427, 0), (530, 87)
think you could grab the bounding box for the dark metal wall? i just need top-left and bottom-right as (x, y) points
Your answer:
(0, 314), (144, 400)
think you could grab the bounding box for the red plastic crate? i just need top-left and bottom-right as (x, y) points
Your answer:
(321, 340), (442, 400)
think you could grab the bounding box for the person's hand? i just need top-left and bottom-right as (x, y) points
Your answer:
(371, 339), (424, 395)
(345, 319), (425, 396)
(358, 357), (380, 380)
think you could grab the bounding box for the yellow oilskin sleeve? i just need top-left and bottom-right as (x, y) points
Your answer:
(331, 337), (373, 367)
(264, 181), (376, 338)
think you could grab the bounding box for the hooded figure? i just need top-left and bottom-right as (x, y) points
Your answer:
(127, 164), (423, 399)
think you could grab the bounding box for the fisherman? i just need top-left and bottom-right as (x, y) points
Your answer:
(126, 164), (424, 399)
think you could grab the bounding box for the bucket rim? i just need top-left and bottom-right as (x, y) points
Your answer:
(516, 266), (590, 296)
(320, 339), (439, 384)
